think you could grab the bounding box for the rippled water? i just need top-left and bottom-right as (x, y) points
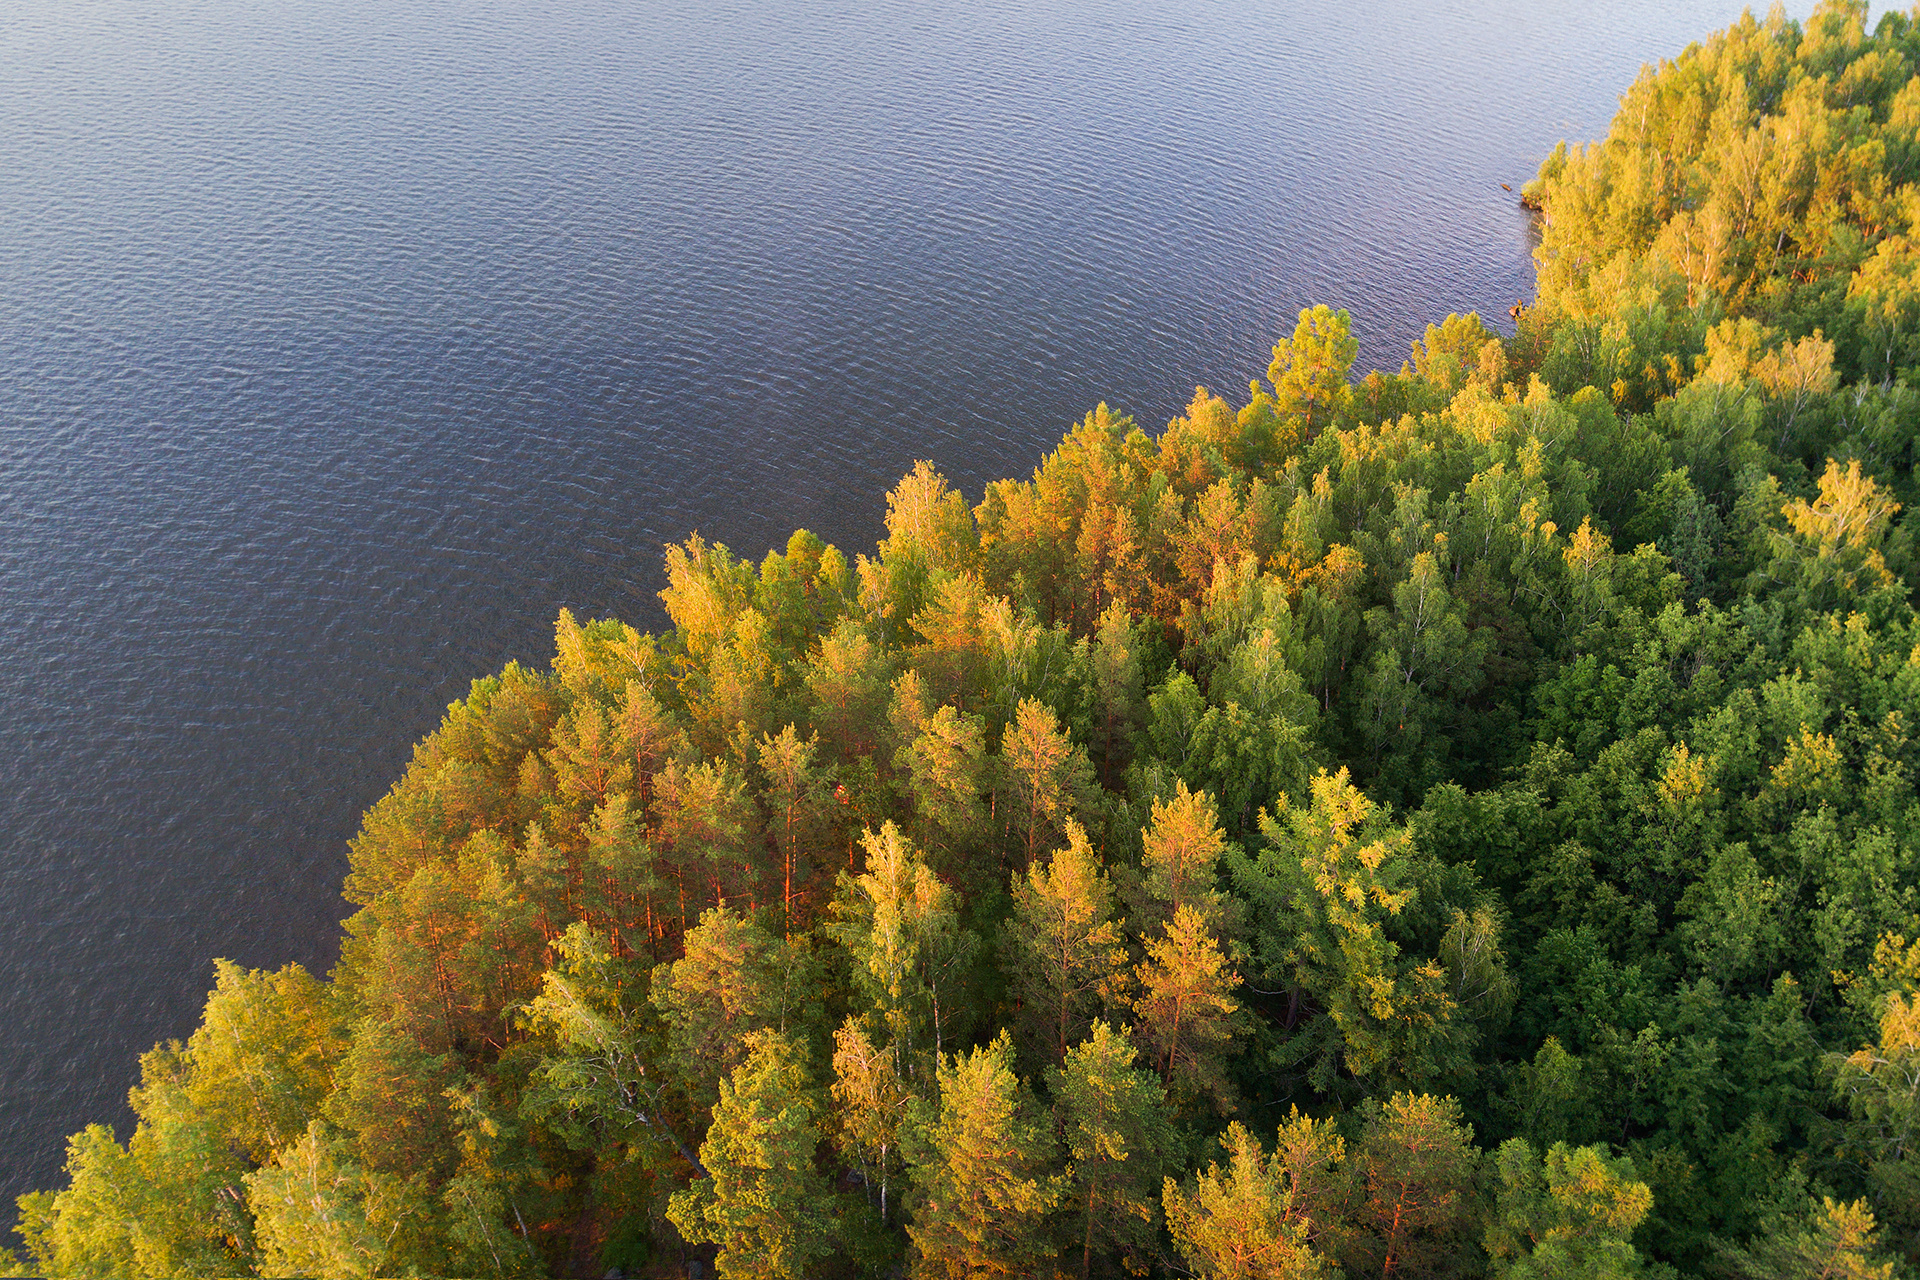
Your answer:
(0, 0), (1812, 1197)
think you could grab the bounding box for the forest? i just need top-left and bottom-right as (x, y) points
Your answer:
(14, 2), (1920, 1276)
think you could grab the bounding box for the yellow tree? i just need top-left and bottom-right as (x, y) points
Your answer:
(1164, 1122), (1335, 1280)
(1133, 903), (1243, 1108)
(1258, 305), (1358, 448)
(1004, 821), (1130, 1066)
(1831, 988), (1920, 1249)
(1485, 1139), (1653, 1280)
(1140, 778), (1230, 926)
(906, 1032), (1061, 1280)
(1774, 458), (1903, 609)
(998, 696), (1091, 868)
(831, 1017), (911, 1227)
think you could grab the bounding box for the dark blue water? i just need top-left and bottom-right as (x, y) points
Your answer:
(0, 0), (1814, 1197)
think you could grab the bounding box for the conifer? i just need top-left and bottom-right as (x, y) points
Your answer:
(668, 1030), (836, 1280)
(1132, 902), (1242, 1107)
(906, 1031), (1061, 1280)
(1164, 1122), (1331, 1280)
(1005, 820), (1129, 1065)
(1049, 1020), (1177, 1278)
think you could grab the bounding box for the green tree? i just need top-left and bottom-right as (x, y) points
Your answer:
(1048, 1020), (1178, 1279)
(756, 724), (834, 931)
(523, 922), (705, 1175)
(906, 1031), (1061, 1280)
(322, 1016), (461, 1270)
(327, 1015), (460, 1177)
(1485, 1139), (1653, 1279)
(668, 1030), (837, 1280)
(1233, 769), (1468, 1092)
(651, 901), (803, 1113)
(441, 1082), (543, 1279)
(829, 822), (980, 1078)
(1352, 1094), (1482, 1280)
(584, 793), (662, 951)
(1354, 551), (1491, 782)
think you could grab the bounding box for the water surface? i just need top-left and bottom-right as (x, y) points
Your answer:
(0, 0), (1813, 1196)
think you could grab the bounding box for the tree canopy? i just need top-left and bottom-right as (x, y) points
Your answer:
(14, 4), (1920, 1276)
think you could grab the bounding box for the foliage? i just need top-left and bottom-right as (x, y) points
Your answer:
(666, 1030), (837, 1280)
(20, 8), (1920, 1274)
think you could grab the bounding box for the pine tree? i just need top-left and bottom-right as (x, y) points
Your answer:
(1086, 601), (1147, 787)
(668, 1030), (837, 1280)
(1164, 1122), (1332, 1280)
(897, 704), (991, 869)
(1005, 820), (1129, 1066)
(1485, 1139), (1653, 1280)
(651, 901), (787, 1112)
(1352, 1093), (1482, 1280)
(803, 619), (895, 759)
(1132, 903), (1242, 1108)
(1720, 1197), (1901, 1280)
(755, 724), (833, 932)
(1049, 1020), (1177, 1278)
(583, 794), (658, 949)
(999, 696), (1091, 868)
(906, 1031), (1061, 1279)
(1139, 778), (1229, 926)
(654, 757), (761, 926)
(545, 698), (633, 812)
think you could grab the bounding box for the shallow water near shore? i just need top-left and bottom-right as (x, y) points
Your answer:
(0, 0), (1814, 1196)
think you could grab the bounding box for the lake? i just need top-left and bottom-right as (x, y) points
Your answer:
(0, 0), (1810, 1198)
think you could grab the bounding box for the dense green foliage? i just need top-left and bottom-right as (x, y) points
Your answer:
(16, 4), (1920, 1276)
